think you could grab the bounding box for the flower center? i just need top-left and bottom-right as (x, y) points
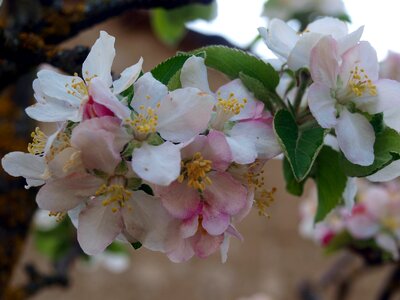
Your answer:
(246, 162), (276, 218)
(96, 176), (132, 213)
(28, 127), (47, 156)
(126, 105), (159, 139)
(65, 75), (89, 98)
(178, 152), (212, 192)
(349, 66), (377, 97)
(217, 92), (247, 116)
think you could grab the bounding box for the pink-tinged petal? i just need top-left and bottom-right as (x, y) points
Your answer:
(234, 189), (254, 223)
(121, 191), (176, 252)
(308, 83), (337, 128)
(288, 32), (323, 70)
(202, 130), (232, 171)
(82, 31), (115, 87)
(131, 141), (181, 186)
(71, 116), (129, 174)
(89, 77), (131, 120)
(220, 234), (230, 263)
(337, 26), (364, 55)
(166, 237), (195, 263)
(226, 225), (244, 241)
(180, 134), (207, 160)
(113, 57), (143, 94)
(47, 147), (84, 178)
(367, 160), (400, 182)
(216, 79), (258, 121)
(340, 41), (379, 85)
(258, 20), (299, 60)
(202, 205), (230, 235)
(1, 152), (45, 186)
(157, 87), (214, 143)
(78, 199), (123, 255)
(335, 109), (375, 166)
(306, 17), (348, 39)
(310, 35), (340, 88)
(37, 70), (85, 107)
(177, 217), (197, 240)
(131, 72), (168, 111)
(180, 56), (212, 93)
(36, 173), (102, 211)
(376, 233), (399, 260)
(204, 172), (247, 215)
(191, 230), (224, 259)
(157, 181), (201, 219)
(346, 215), (379, 239)
(228, 120), (281, 162)
(226, 135), (257, 165)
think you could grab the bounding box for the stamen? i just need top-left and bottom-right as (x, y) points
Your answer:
(349, 66), (377, 97)
(65, 77), (88, 97)
(217, 92), (247, 115)
(179, 152), (212, 192)
(125, 107), (158, 136)
(28, 127), (47, 156)
(48, 211), (66, 222)
(95, 182), (132, 213)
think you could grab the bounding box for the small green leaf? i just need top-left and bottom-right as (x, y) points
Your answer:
(340, 127), (400, 177)
(167, 69), (182, 91)
(239, 72), (274, 112)
(126, 177), (142, 190)
(314, 146), (347, 222)
(131, 241), (142, 250)
(274, 109), (327, 181)
(283, 157), (305, 196)
(189, 46), (279, 92)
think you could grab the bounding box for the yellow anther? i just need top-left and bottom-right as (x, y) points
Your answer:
(179, 152), (212, 192)
(217, 92), (246, 115)
(349, 66), (377, 97)
(246, 162), (276, 218)
(382, 217), (399, 231)
(48, 211), (66, 222)
(95, 183), (132, 213)
(28, 127), (47, 156)
(126, 107), (158, 135)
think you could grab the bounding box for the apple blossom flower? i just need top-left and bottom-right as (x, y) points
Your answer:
(380, 51), (400, 82)
(25, 31), (143, 123)
(308, 36), (400, 165)
(180, 56), (281, 164)
(258, 17), (363, 70)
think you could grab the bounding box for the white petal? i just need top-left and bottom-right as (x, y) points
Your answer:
(258, 19), (299, 60)
(37, 70), (85, 106)
(367, 160), (400, 182)
(180, 56), (212, 93)
(82, 31), (115, 87)
(376, 233), (399, 260)
(288, 32), (323, 70)
(308, 83), (337, 128)
(157, 88), (214, 143)
(122, 191), (176, 252)
(335, 109), (375, 166)
(1, 152), (45, 186)
(78, 200), (123, 255)
(226, 135), (257, 165)
(131, 142), (181, 186)
(131, 72), (168, 111)
(26, 100), (80, 122)
(342, 177), (357, 210)
(113, 57), (143, 94)
(337, 26), (364, 55)
(306, 17), (348, 39)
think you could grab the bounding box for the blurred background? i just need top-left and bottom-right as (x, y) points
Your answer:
(1, 0), (400, 299)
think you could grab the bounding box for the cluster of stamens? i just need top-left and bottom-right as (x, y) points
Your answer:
(48, 211), (66, 222)
(178, 152), (212, 192)
(28, 127), (47, 156)
(246, 162), (276, 218)
(349, 66), (377, 97)
(126, 105), (159, 135)
(217, 92), (247, 115)
(65, 74), (88, 97)
(96, 183), (132, 213)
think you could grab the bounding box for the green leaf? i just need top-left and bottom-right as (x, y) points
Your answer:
(167, 69), (182, 90)
(314, 146), (347, 222)
(151, 52), (205, 86)
(274, 109), (327, 181)
(131, 241), (142, 250)
(150, 3), (216, 46)
(106, 242), (129, 255)
(283, 157), (305, 196)
(340, 127), (400, 177)
(189, 46), (279, 92)
(239, 72), (274, 112)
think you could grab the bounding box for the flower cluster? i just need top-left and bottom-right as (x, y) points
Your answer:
(300, 180), (400, 261)
(1, 32), (281, 262)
